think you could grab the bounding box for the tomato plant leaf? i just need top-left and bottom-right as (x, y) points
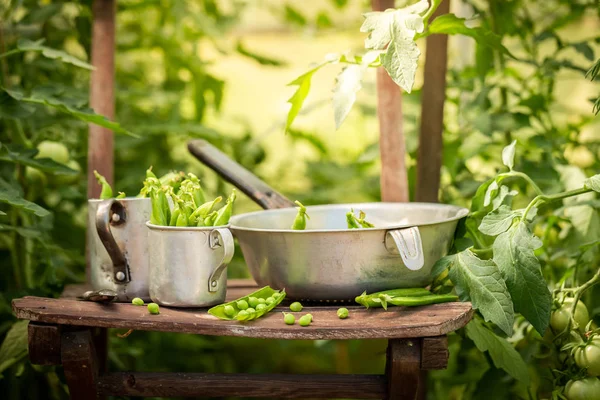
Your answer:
(584, 174), (600, 193)
(0, 145), (77, 175)
(0, 321), (29, 376)
(16, 39), (94, 70)
(2, 88), (136, 137)
(285, 59), (335, 133)
(502, 140), (517, 170)
(381, 13), (424, 93)
(437, 249), (514, 335)
(465, 317), (529, 384)
(332, 65), (364, 129)
(492, 185), (518, 211)
(479, 205), (519, 236)
(0, 178), (50, 217)
(425, 14), (512, 56)
(493, 223), (552, 335)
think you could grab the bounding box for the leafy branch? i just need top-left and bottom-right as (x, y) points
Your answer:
(283, 0), (510, 132)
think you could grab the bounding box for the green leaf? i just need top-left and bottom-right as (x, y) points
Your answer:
(361, 2), (427, 92)
(0, 145), (77, 175)
(491, 185), (518, 211)
(426, 14), (512, 56)
(16, 39), (94, 70)
(479, 205), (519, 236)
(0, 90), (35, 118)
(442, 249), (514, 335)
(502, 140), (517, 170)
(0, 224), (42, 238)
(0, 178), (50, 217)
(573, 42), (595, 62)
(332, 65), (364, 129)
(285, 60), (334, 133)
(381, 16), (422, 92)
(361, 10), (396, 50)
(1, 88), (136, 137)
(0, 321), (29, 376)
(235, 41), (286, 66)
(493, 223), (552, 335)
(465, 317), (529, 384)
(284, 5), (307, 26)
(585, 174), (600, 192)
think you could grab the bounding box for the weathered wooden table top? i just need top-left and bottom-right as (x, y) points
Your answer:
(12, 279), (473, 340)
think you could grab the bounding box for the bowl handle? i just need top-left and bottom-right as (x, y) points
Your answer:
(96, 199), (130, 283)
(208, 228), (235, 292)
(385, 227), (424, 271)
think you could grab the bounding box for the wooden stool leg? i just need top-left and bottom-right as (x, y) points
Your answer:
(386, 339), (422, 400)
(91, 327), (108, 374)
(61, 329), (102, 400)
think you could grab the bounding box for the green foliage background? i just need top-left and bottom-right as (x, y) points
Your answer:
(0, 0), (599, 399)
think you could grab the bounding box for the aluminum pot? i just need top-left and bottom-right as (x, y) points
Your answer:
(88, 197), (151, 302)
(147, 223), (234, 307)
(187, 139), (468, 301)
(230, 203), (467, 300)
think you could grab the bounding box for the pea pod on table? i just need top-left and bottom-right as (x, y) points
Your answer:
(355, 288), (456, 310)
(208, 286), (286, 322)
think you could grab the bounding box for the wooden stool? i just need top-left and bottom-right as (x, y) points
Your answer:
(13, 280), (472, 400)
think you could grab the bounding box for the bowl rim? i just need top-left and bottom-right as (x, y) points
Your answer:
(229, 202), (469, 234)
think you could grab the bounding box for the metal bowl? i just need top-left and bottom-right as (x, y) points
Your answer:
(230, 202), (468, 300)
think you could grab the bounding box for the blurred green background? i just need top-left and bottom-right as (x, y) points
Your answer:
(0, 0), (599, 399)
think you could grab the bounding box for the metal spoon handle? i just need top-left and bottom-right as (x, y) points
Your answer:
(187, 139), (295, 210)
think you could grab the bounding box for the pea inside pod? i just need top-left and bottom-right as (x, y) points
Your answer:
(208, 286), (286, 322)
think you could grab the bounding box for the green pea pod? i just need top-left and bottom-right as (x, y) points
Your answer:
(291, 200), (310, 230)
(386, 294), (458, 307)
(93, 170), (113, 199)
(355, 288), (432, 309)
(196, 217), (206, 227)
(176, 212), (188, 227)
(190, 197), (222, 221)
(214, 190), (236, 226)
(208, 286), (286, 321)
(150, 188), (171, 226)
(357, 210), (374, 228)
(146, 166), (157, 179)
(116, 192), (126, 199)
(204, 211), (218, 226)
(346, 211), (360, 229)
(169, 208), (181, 226)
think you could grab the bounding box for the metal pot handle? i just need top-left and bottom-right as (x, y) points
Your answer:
(208, 228), (235, 292)
(95, 199), (130, 283)
(385, 227), (424, 271)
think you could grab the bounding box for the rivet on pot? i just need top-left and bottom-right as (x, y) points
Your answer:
(115, 271), (126, 281)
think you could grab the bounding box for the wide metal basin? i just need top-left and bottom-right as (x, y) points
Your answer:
(230, 202), (468, 300)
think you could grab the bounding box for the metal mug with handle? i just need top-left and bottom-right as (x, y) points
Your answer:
(146, 223), (234, 307)
(88, 197), (152, 302)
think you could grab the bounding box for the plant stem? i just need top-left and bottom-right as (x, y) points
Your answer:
(498, 171), (544, 196)
(523, 187), (592, 221)
(422, 0), (443, 25)
(568, 267), (600, 336)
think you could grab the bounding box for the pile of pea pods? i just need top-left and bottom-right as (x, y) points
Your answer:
(141, 168), (236, 227)
(289, 201), (376, 230)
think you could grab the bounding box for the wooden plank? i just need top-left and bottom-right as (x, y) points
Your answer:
(372, 0), (409, 203)
(61, 329), (101, 400)
(421, 336), (449, 370)
(60, 279), (259, 300)
(87, 0), (116, 285)
(88, 0), (116, 200)
(98, 372), (386, 399)
(13, 296), (473, 340)
(28, 323), (62, 365)
(415, 0), (451, 203)
(386, 339), (421, 400)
